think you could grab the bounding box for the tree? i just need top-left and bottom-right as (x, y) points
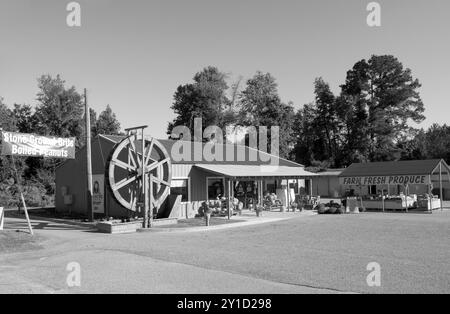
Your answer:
(292, 103), (316, 165)
(168, 66), (229, 139)
(95, 105), (121, 136)
(238, 72), (295, 159)
(0, 97), (16, 131)
(400, 124), (450, 164)
(340, 55), (425, 162)
(34, 74), (84, 145)
(12, 104), (36, 133)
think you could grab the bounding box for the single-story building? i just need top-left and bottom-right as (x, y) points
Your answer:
(55, 134), (316, 219)
(338, 159), (450, 210)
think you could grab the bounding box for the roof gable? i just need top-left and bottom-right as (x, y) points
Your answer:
(339, 159), (448, 177)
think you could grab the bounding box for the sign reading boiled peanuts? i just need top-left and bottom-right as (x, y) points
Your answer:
(1, 131), (75, 159)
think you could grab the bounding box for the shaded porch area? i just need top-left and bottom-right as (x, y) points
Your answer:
(194, 164), (317, 218)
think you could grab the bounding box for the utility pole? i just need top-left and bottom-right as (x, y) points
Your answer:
(85, 88), (94, 222)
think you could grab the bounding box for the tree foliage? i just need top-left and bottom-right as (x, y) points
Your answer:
(0, 75), (122, 208)
(168, 66), (229, 138)
(238, 72), (295, 159)
(294, 55), (428, 167)
(95, 105), (121, 136)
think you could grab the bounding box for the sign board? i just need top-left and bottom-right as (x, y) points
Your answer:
(339, 175), (430, 186)
(1, 131), (75, 159)
(92, 174), (105, 214)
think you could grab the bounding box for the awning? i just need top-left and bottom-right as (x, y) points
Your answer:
(194, 164), (316, 179)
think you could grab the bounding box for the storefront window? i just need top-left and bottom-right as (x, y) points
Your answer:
(207, 178), (224, 200)
(171, 179), (189, 202)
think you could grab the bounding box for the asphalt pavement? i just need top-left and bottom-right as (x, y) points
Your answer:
(0, 210), (449, 293)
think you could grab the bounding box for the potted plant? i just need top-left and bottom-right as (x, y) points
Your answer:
(290, 202), (298, 212)
(255, 205), (263, 217)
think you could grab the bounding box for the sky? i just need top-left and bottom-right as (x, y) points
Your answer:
(0, 0), (449, 139)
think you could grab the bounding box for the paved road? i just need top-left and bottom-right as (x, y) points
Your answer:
(1, 211), (449, 293)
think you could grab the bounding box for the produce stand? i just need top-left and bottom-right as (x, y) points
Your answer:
(339, 159), (450, 212)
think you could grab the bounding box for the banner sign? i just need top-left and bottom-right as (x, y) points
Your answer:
(340, 175), (430, 186)
(1, 131), (75, 159)
(92, 174), (105, 214)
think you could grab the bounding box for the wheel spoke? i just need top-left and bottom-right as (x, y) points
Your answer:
(112, 159), (136, 171)
(128, 137), (141, 167)
(145, 140), (154, 165)
(153, 177), (170, 186)
(146, 158), (170, 173)
(113, 175), (139, 191)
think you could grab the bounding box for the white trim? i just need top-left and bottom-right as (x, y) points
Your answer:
(171, 177), (191, 203)
(206, 176), (225, 201)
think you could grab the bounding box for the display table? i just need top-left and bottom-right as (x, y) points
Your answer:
(418, 198), (441, 210)
(362, 197), (415, 210)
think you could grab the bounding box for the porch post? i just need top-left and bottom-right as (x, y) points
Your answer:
(405, 184), (408, 213)
(309, 178), (313, 197)
(227, 179), (231, 220)
(260, 180), (264, 206)
(429, 174), (432, 212)
(439, 161), (443, 211)
(286, 179), (290, 211)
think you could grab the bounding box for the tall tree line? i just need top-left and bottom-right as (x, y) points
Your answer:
(0, 74), (122, 208)
(168, 56), (449, 168)
(167, 67), (295, 159)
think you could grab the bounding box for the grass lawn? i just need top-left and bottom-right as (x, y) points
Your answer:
(0, 230), (43, 254)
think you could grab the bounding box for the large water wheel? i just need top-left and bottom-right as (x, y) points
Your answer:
(106, 133), (172, 217)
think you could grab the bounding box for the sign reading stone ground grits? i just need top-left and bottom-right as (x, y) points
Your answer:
(1, 131), (75, 159)
(339, 175), (430, 186)
(92, 174), (105, 214)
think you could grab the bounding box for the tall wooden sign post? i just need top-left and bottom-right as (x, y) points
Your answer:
(85, 89), (94, 222)
(11, 155), (34, 235)
(124, 125), (149, 228)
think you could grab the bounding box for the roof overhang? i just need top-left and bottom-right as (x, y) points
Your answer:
(194, 164), (316, 180)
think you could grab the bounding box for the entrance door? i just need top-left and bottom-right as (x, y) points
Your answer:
(207, 177), (225, 201)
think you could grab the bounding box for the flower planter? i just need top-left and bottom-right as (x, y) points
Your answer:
(96, 221), (140, 234)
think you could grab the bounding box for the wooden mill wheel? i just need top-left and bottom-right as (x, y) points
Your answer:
(107, 134), (172, 213)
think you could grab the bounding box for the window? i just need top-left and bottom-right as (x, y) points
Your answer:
(171, 179), (190, 202)
(207, 177), (225, 200)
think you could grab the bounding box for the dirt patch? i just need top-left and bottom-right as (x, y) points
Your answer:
(0, 230), (44, 254)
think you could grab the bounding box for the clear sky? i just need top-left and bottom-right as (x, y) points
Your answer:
(1, 0), (449, 138)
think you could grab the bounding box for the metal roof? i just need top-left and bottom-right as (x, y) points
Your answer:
(339, 159), (450, 177)
(100, 134), (303, 167)
(313, 169), (344, 177)
(194, 164), (316, 179)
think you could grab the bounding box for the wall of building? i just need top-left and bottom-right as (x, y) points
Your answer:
(312, 176), (343, 198)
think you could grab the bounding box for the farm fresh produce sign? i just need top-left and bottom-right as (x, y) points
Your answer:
(1, 131), (75, 159)
(340, 175), (430, 186)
